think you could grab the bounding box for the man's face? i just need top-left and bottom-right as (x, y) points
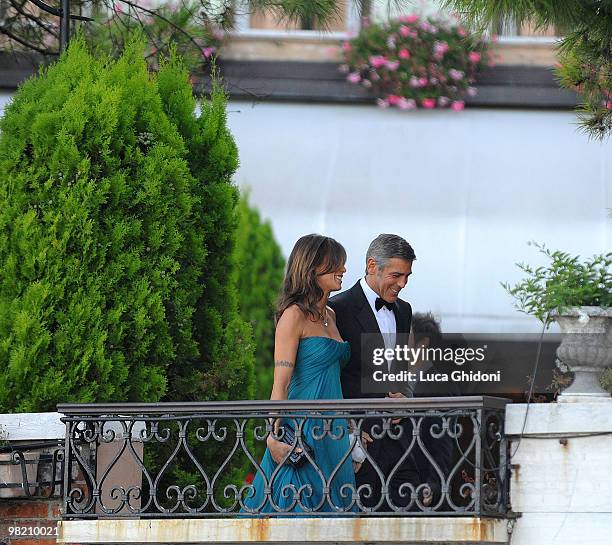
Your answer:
(366, 257), (413, 303)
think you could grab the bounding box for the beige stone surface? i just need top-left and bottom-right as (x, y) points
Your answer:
(220, 34), (559, 66)
(59, 517), (509, 544)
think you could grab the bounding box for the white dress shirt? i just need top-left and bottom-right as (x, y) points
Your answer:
(360, 277), (396, 351)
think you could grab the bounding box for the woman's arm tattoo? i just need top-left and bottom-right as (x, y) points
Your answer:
(274, 360), (295, 368)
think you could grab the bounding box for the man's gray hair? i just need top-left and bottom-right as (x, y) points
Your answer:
(366, 234), (416, 272)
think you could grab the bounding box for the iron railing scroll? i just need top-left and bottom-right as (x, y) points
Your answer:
(0, 440), (64, 499)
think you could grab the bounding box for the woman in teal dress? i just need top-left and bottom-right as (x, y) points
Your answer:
(242, 234), (358, 514)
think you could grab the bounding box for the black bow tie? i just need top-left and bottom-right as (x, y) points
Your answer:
(375, 297), (395, 312)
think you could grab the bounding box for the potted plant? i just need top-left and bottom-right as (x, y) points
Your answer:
(502, 242), (612, 401)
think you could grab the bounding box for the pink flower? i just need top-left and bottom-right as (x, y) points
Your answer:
(387, 95), (401, 106)
(376, 98), (390, 108)
(399, 14), (419, 24)
(342, 41), (352, 52)
(466, 86), (478, 97)
(397, 97), (417, 110)
(433, 41), (449, 59)
(448, 69), (464, 81)
(201, 47), (216, 59)
(386, 60), (400, 71)
(113, 2), (123, 14)
(369, 55), (387, 69)
(457, 27), (467, 37)
(400, 25), (418, 38)
(409, 76), (428, 88)
(438, 96), (450, 107)
(419, 21), (437, 33)
(347, 72), (361, 83)
(430, 77), (439, 85)
(421, 98), (436, 109)
(451, 100), (465, 111)
(468, 51), (481, 63)
(398, 48), (411, 60)
(386, 36), (396, 49)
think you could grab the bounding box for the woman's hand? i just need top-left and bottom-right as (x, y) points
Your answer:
(266, 435), (295, 465)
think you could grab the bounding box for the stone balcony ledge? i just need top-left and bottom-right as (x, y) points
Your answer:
(59, 516), (510, 544)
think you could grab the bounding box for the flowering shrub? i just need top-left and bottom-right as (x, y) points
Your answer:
(341, 15), (489, 110)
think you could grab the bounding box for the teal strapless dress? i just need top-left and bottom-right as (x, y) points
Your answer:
(242, 336), (357, 513)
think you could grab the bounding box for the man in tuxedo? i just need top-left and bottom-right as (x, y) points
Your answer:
(329, 234), (450, 510)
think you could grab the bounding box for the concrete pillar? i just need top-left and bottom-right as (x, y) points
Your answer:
(506, 403), (612, 544)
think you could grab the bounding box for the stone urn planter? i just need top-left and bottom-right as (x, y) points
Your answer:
(554, 307), (612, 402)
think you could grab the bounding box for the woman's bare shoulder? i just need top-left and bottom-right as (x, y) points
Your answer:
(277, 304), (307, 331)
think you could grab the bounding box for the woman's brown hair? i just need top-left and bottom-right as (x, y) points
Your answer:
(276, 234), (346, 323)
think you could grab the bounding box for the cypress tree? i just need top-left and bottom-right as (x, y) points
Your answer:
(155, 58), (255, 404)
(232, 194), (285, 401)
(0, 37), (255, 412)
(0, 37), (257, 507)
(0, 36), (192, 410)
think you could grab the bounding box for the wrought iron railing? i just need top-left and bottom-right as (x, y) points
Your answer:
(58, 396), (509, 518)
(0, 440), (64, 499)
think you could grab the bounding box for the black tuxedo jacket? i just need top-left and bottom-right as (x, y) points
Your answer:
(329, 280), (412, 399)
(330, 281), (452, 500)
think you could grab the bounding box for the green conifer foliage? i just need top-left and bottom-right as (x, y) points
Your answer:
(156, 60), (255, 404)
(232, 194), (285, 401)
(0, 38), (255, 417)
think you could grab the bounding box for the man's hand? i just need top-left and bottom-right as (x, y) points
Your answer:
(387, 392), (407, 423)
(360, 431), (373, 447)
(266, 436), (294, 465)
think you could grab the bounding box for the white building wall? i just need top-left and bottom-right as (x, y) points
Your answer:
(226, 101), (611, 334)
(2, 93), (610, 334)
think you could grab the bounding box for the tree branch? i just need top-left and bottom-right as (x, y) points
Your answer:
(0, 25), (57, 54)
